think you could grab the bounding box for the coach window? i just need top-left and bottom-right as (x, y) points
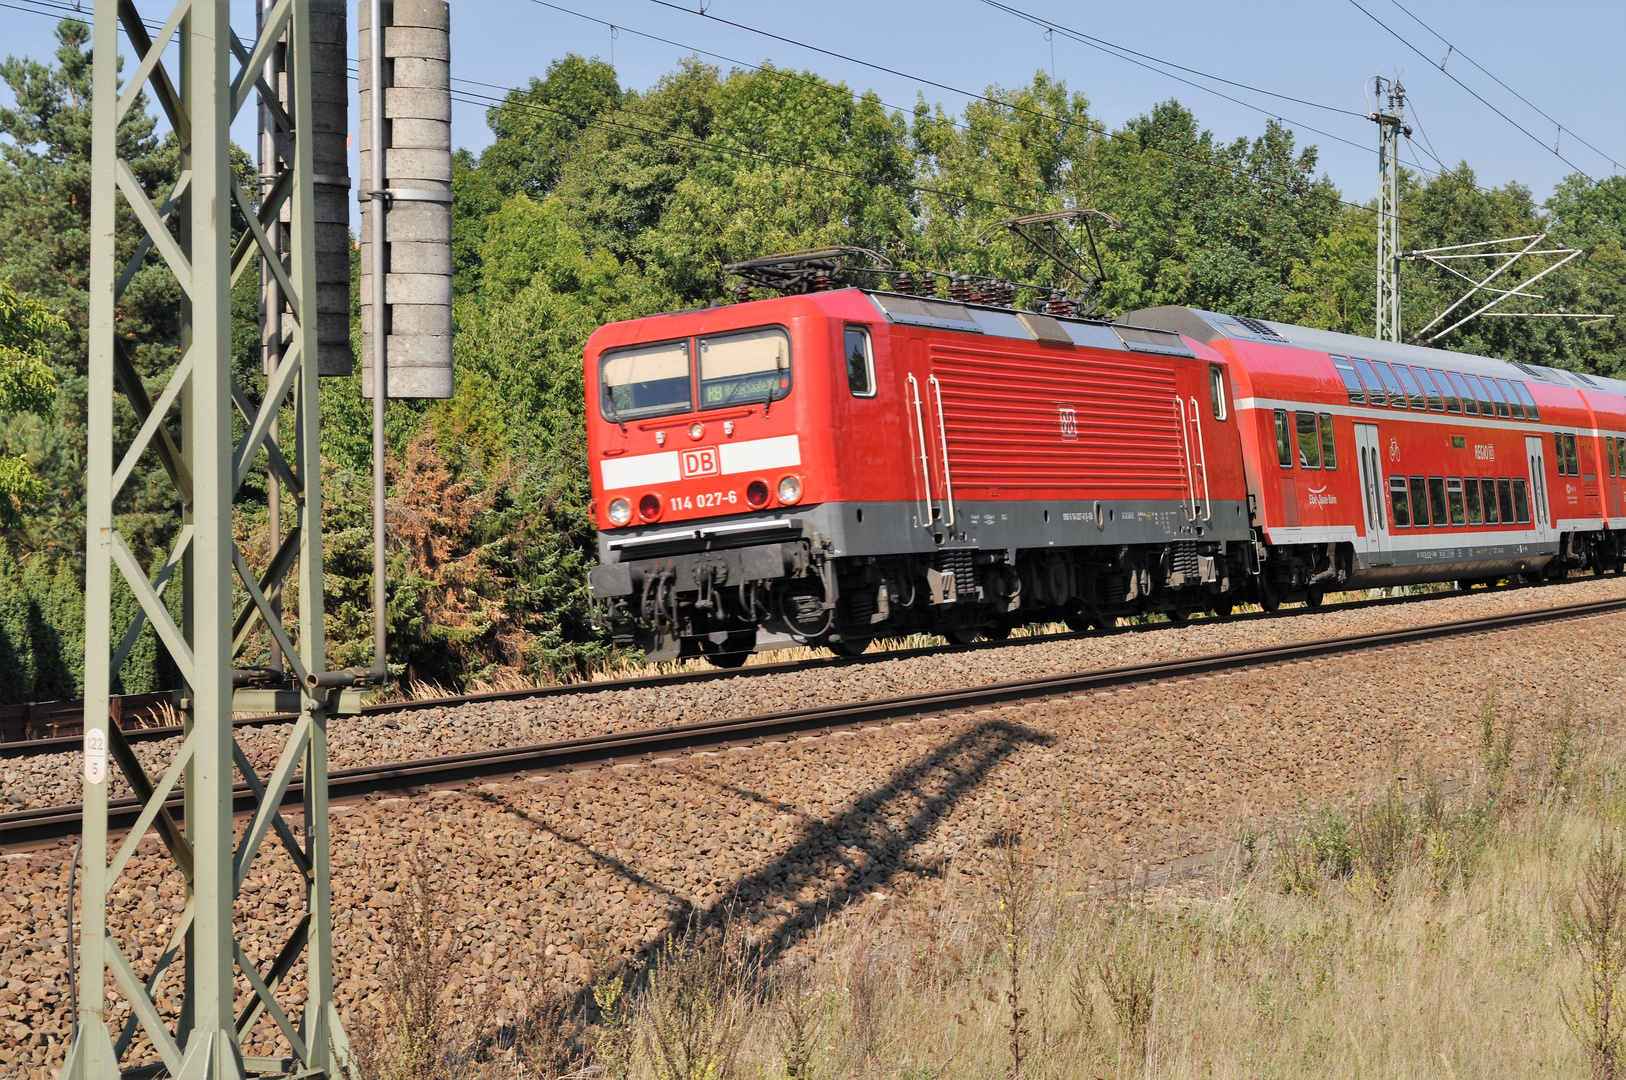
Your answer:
(1446, 478), (1466, 525)
(1617, 436), (1626, 476)
(600, 339), (693, 421)
(844, 326), (875, 397)
(1379, 362), (1411, 406)
(1483, 378), (1512, 419)
(1430, 368), (1462, 413)
(1410, 476), (1431, 526)
(1353, 359), (1389, 406)
(1481, 479), (1500, 523)
(1513, 381), (1541, 421)
(1447, 372), (1479, 416)
(699, 326), (792, 409)
(1274, 410), (1292, 467)
(1555, 433), (1569, 475)
(1465, 476), (1483, 525)
(1495, 378), (1526, 420)
(1389, 476), (1412, 527)
(1331, 356), (1366, 405)
(1609, 437), (1618, 479)
(1296, 411), (1321, 468)
(1496, 478), (1516, 525)
(1393, 364), (1428, 410)
(1564, 432), (1580, 476)
(1512, 479), (1531, 524)
(1415, 367), (1447, 412)
(1427, 477), (1449, 526)
(1465, 374), (1496, 417)
(1318, 413), (1337, 468)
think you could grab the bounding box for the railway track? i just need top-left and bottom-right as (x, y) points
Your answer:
(5, 593), (1623, 850)
(0, 578), (1581, 757)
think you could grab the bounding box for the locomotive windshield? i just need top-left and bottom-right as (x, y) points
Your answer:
(601, 340), (692, 420)
(698, 327), (791, 408)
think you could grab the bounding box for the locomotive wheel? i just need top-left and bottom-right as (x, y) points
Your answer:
(1210, 599), (1235, 619)
(829, 635), (872, 657)
(1305, 588), (1325, 609)
(1062, 612), (1092, 633)
(701, 629), (757, 669)
(1257, 577), (1282, 613)
(944, 624), (980, 645)
(1165, 607), (1189, 626)
(982, 624), (1012, 640)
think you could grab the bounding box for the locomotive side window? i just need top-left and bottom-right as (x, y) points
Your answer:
(1319, 413), (1337, 468)
(844, 326), (875, 397)
(1513, 381), (1540, 421)
(1389, 476), (1412, 527)
(1512, 479), (1531, 524)
(1353, 359), (1389, 406)
(1296, 412), (1321, 468)
(1209, 364), (1228, 419)
(1481, 478), (1500, 524)
(1331, 356), (1366, 405)
(1414, 367), (1446, 412)
(1564, 432), (1579, 476)
(1392, 364), (1428, 410)
(699, 326), (792, 409)
(1497, 478), (1516, 524)
(1464, 374), (1496, 417)
(600, 339), (693, 421)
(1465, 477), (1483, 524)
(1446, 478), (1466, 525)
(1495, 378), (1525, 420)
(1430, 368), (1462, 413)
(1427, 477), (1449, 526)
(1274, 410), (1292, 467)
(1410, 476), (1430, 526)
(1447, 372), (1478, 416)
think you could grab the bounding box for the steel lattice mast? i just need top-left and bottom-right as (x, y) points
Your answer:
(66, 1), (352, 1076)
(1370, 76), (1407, 343)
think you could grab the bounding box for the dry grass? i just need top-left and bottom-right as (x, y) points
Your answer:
(349, 684), (1626, 1080)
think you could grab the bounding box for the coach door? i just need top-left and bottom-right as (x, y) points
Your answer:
(1526, 434), (1557, 546)
(1354, 423), (1393, 565)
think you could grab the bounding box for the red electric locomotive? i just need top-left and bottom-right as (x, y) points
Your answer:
(585, 288), (1626, 664)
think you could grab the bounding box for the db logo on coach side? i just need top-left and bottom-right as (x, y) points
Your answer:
(680, 447), (720, 478)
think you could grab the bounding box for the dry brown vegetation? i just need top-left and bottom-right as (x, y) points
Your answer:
(343, 685), (1626, 1080)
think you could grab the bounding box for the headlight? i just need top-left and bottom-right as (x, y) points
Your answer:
(689, 422), (704, 440)
(777, 475), (803, 505)
(607, 497), (631, 525)
(746, 480), (770, 508)
(639, 493), (662, 521)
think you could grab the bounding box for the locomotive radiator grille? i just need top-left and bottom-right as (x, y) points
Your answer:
(1170, 540), (1199, 582)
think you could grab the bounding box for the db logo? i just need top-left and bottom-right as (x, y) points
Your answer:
(1057, 404), (1078, 440)
(680, 447), (720, 478)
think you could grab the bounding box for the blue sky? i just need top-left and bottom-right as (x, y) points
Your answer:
(3, 0), (1622, 214)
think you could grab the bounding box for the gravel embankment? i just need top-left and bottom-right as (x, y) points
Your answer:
(7, 577), (1625, 812)
(5, 602), (1625, 1076)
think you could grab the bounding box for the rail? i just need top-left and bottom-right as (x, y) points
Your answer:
(6, 594), (1623, 849)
